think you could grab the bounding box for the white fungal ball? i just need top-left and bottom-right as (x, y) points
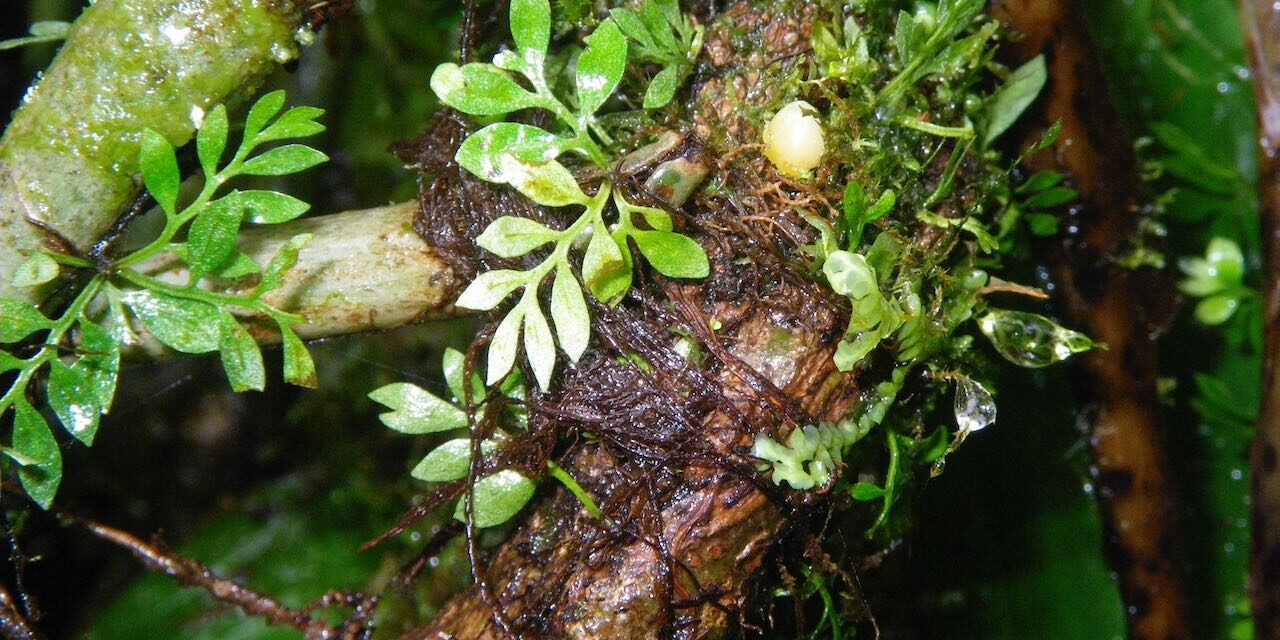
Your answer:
(763, 100), (826, 178)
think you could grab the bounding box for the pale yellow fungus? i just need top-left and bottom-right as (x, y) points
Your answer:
(763, 100), (826, 178)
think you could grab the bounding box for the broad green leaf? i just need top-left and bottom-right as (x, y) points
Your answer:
(103, 284), (139, 347)
(280, 325), (317, 388)
(254, 106), (326, 144)
(582, 225), (629, 304)
(13, 397), (62, 509)
(369, 382), (467, 434)
(509, 0), (550, 53)
(255, 233), (311, 298)
(576, 19), (627, 117)
(243, 90), (286, 142)
(1026, 213), (1059, 237)
(476, 216), (560, 258)
(47, 359), (102, 446)
(631, 230), (709, 278)
(12, 252), (59, 288)
(196, 104), (229, 176)
(412, 439), (472, 482)
(170, 245), (261, 279)
(641, 0), (679, 51)
(551, 264), (590, 361)
(456, 122), (566, 181)
(643, 64), (681, 109)
(610, 8), (655, 51)
(76, 320), (119, 415)
(453, 469), (536, 527)
(139, 129), (179, 216)
(430, 63), (541, 116)
(1024, 186), (1078, 210)
(1195, 294), (1241, 326)
(500, 155), (588, 207)
(240, 144), (328, 176)
(219, 189), (311, 225)
(186, 197), (244, 283)
(982, 54), (1046, 145)
(524, 300), (556, 390)
(1204, 237), (1246, 285)
(122, 289), (221, 354)
(0, 297), (52, 343)
(443, 347), (485, 404)
(487, 306), (525, 386)
(218, 314), (265, 392)
(823, 251), (877, 299)
(456, 270), (529, 311)
(633, 204), (673, 232)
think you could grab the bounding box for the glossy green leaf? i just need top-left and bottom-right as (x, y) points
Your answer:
(581, 224), (629, 304)
(523, 300), (556, 390)
(630, 230), (709, 278)
(47, 359), (102, 446)
(1017, 170), (1065, 195)
(641, 0), (680, 51)
(843, 182), (867, 238)
(219, 189), (311, 225)
(12, 252), (59, 288)
(196, 104), (229, 177)
(369, 382), (466, 434)
(551, 264), (590, 362)
(500, 155), (588, 207)
(456, 270), (529, 311)
(1024, 187), (1079, 210)
(576, 19), (627, 116)
(487, 306), (525, 386)
(412, 439), (472, 482)
(254, 106), (326, 144)
(243, 90), (286, 142)
(0, 296), (52, 343)
(280, 326), (316, 388)
(509, 0), (550, 53)
(255, 233), (311, 298)
(139, 129), (180, 216)
(643, 64), (680, 109)
(851, 482), (887, 501)
(186, 197), (244, 283)
(823, 251), (877, 299)
(13, 397), (62, 509)
(1195, 295), (1241, 326)
(76, 320), (119, 415)
(0, 352), (21, 374)
(983, 54), (1047, 145)
(453, 469), (537, 527)
(218, 314), (265, 392)
(240, 144), (328, 177)
(456, 123), (565, 181)
(610, 8), (655, 51)
(430, 63), (541, 116)
(122, 290), (221, 354)
(476, 216), (560, 258)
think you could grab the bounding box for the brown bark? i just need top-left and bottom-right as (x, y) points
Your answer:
(1241, 1), (1280, 636)
(990, 1), (1187, 638)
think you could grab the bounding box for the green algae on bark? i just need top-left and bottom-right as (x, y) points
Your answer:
(0, 0), (307, 302)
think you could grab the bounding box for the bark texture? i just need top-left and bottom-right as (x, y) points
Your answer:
(991, 1), (1187, 638)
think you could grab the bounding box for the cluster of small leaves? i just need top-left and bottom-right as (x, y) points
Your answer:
(432, 0), (708, 391)
(1179, 237), (1255, 326)
(0, 90), (324, 507)
(608, 0), (704, 109)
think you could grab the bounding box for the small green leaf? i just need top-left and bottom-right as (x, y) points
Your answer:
(1017, 170), (1065, 194)
(412, 439), (472, 482)
(254, 106), (326, 144)
(1026, 213), (1059, 237)
(196, 104), (229, 176)
(551, 264), (590, 362)
(76, 320), (119, 414)
(280, 325), (317, 388)
(576, 19), (627, 117)
(487, 306), (525, 386)
(865, 189), (896, 222)
(842, 182), (867, 238)
(47, 359), (102, 446)
(983, 54), (1047, 145)
(139, 129), (180, 216)
(456, 270), (529, 311)
(641, 0), (679, 51)
(186, 198), (244, 283)
(630, 230), (709, 278)
(643, 65), (681, 109)
(501, 156), (588, 207)
(122, 289), (221, 354)
(443, 347), (485, 404)
(12, 252), (59, 288)
(240, 144), (328, 176)
(823, 251), (877, 299)
(213, 251), (263, 279)
(509, 0), (551, 53)
(369, 382), (467, 434)
(0, 297), (52, 343)
(243, 90), (287, 142)
(1195, 294), (1241, 326)
(0, 21), (70, 50)
(453, 469), (537, 527)
(431, 63), (541, 116)
(610, 8), (655, 50)
(255, 233), (311, 298)
(1023, 186), (1078, 210)
(218, 314), (265, 392)
(477, 216), (560, 258)
(524, 300), (556, 390)
(13, 397), (62, 509)
(582, 225), (629, 304)
(850, 482), (886, 501)
(220, 189), (311, 225)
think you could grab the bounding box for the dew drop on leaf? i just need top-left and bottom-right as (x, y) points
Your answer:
(953, 375), (996, 435)
(977, 310), (1095, 367)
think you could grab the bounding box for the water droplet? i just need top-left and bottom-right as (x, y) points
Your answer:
(953, 375), (996, 435)
(977, 310), (1095, 367)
